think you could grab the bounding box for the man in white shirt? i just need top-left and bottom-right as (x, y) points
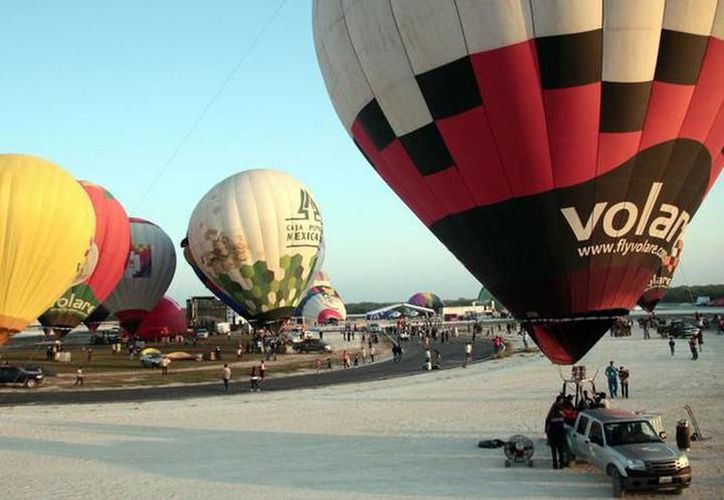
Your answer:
(222, 363), (231, 392)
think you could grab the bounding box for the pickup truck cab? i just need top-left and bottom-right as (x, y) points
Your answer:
(567, 408), (691, 497)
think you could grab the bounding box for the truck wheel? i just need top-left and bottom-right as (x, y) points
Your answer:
(611, 469), (625, 498)
(25, 379), (37, 389)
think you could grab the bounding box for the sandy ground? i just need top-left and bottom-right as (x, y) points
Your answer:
(0, 326), (721, 499)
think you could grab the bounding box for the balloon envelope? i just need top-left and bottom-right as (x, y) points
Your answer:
(83, 305), (110, 333)
(295, 283), (346, 326)
(0, 155), (96, 344)
(314, 1), (723, 364)
(105, 218), (176, 333)
(408, 292), (444, 313)
(187, 169), (324, 324)
(181, 237), (245, 315)
(136, 296), (187, 341)
(39, 181), (130, 337)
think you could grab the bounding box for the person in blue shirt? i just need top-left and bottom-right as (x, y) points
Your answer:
(605, 361), (619, 398)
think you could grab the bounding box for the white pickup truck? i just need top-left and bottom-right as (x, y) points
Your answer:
(566, 408), (691, 497)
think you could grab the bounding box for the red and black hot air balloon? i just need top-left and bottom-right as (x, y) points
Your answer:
(314, 1), (723, 364)
(638, 238), (684, 312)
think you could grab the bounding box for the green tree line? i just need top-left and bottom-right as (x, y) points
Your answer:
(661, 284), (724, 303)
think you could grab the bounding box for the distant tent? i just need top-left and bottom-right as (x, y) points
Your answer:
(365, 303), (435, 320)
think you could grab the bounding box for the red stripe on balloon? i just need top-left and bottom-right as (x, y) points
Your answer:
(680, 38), (724, 143)
(380, 141), (448, 224)
(640, 82), (694, 149)
(596, 132), (642, 175)
(435, 106), (512, 206)
(704, 104), (724, 191)
(542, 83), (600, 188)
(471, 40), (554, 198)
(424, 166), (477, 215)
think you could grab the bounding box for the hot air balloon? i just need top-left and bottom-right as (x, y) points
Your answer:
(186, 169), (324, 332)
(0, 155), (96, 346)
(105, 218), (176, 334)
(295, 276), (347, 326)
(136, 296), (187, 342)
(408, 292), (444, 313)
(638, 237), (685, 312)
(314, 1), (723, 364)
(38, 181), (131, 338)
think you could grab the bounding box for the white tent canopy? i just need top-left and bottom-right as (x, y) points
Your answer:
(365, 303), (435, 320)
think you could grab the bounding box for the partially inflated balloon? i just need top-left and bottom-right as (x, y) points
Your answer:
(0, 155), (95, 345)
(187, 170), (324, 325)
(136, 296), (187, 341)
(295, 273), (346, 325)
(638, 238), (684, 312)
(105, 218), (176, 333)
(39, 181), (131, 337)
(408, 292), (444, 313)
(314, 1), (723, 364)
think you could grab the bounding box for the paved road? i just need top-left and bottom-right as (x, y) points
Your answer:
(0, 337), (495, 406)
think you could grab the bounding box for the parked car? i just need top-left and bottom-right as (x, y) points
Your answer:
(657, 320), (700, 338)
(566, 408), (691, 497)
(366, 323), (381, 333)
(292, 339), (332, 353)
(193, 328), (209, 340)
(139, 353), (164, 368)
(0, 365), (45, 388)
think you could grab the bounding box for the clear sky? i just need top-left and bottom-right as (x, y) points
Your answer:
(1, 1), (721, 304)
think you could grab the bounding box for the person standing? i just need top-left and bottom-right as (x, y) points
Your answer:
(689, 336), (698, 360)
(697, 330), (704, 353)
(215, 345), (222, 361)
(259, 360), (266, 389)
(370, 345), (376, 363)
(605, 361), (618, 398)
(618, 366), (630, 399)
(249, 366), (259, 392)
(314, 357), (321, 374)
(361, 346), (367, 365)
(463, 342), (472, 367)
(546, 407), (566, 469)
(161, 356), (170, 375)
(74, 366), (84, 386)
(669, 337), (676, 356)
(221, 363), (231, 392)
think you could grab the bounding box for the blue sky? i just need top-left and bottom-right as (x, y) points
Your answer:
(1, 1), (721, 303)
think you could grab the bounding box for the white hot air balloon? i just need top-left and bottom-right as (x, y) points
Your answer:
(187, 169), (324, 328)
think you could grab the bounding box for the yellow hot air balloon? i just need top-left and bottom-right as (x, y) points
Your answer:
(0, 155), (96, 345)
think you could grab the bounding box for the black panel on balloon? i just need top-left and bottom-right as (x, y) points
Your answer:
(416, 56), (482, 120)
(399, 123), (453, 176)
(600, 81), (653, 132)
(655, 29), (708, 85)
(357, 99), (396, 151)
(536, 29), (602, 89)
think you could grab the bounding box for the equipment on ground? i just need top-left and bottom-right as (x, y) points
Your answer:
(683, 404), (708, 441)
(477, 435), (534, 467)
